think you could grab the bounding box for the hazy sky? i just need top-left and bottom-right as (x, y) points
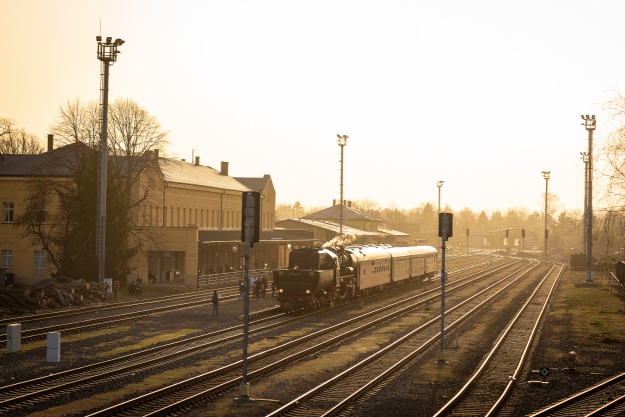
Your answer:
(2, 1), (623, 214)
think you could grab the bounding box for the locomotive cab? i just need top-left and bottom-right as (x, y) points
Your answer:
(273, 248), (339, 311)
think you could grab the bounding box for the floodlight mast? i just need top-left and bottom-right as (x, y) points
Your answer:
(96, 36), (124, 285)
(337, 134), (348, 237)
(581, 114), (596, 281)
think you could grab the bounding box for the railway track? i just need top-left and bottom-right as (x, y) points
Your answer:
(527, 371), (625, 417)
(263, 260), (546, 417)
(0, 255), (503, 416)
(432, 263), (564, 416)
(75, 259), (534, 416)
(0, 287), (243, 347)
(0, 287), (221, 328)
(0, 309), (287, 416)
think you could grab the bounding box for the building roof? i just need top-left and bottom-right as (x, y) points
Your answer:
(276, 218), (383, 237)
(0, 142), (91, 177)
(158, 158), (253, 192)
(0, 146), (261, 195)
(235, 175), (271, 192)
(303, 204), (381, 221)
(375, 225), (410, 237)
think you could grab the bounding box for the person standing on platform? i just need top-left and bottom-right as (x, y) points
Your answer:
(211, 290), (220, 317)
(113, 279), (120, 299)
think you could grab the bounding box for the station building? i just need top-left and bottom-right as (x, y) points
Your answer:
(0, 138), (314, 286)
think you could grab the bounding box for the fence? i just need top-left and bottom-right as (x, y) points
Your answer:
(197, 269), (273, 288)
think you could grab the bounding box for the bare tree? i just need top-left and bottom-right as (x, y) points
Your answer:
(598, 91), (625, 210)
(354, 199), (381, 216)
(0, 117), (45, 154)
(18, 98), (171, 280)
(49, 99), (100, 148)
(14, 144), (99, 279)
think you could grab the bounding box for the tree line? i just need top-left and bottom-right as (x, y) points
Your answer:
(5, 92), (625, 275)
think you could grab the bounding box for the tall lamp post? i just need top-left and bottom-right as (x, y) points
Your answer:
(337, 134), (348, 237)
(96, 36), (124, 285)
(580, 152), (589, 255)
(542, 171), (550, 259)
(437, 181), (444, 215)
(581, 114), (596, 281)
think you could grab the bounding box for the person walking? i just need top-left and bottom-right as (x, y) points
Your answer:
(211, 290), (220, 317)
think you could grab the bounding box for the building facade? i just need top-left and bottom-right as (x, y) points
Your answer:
(0, 141), (286, 286)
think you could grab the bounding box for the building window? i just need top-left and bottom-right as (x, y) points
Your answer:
(2, 250), (13, 268)
(36, 207), (46, 224)
(35, 250), (45, 269)
(2, 202), (14, 223)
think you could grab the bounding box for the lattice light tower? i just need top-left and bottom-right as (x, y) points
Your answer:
(96, 36), (124, 284)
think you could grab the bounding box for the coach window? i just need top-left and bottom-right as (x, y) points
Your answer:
(2, 202), (14, 223)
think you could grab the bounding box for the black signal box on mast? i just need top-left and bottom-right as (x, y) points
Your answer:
(241, 192), (260, 246)
(438, 213), (453, 240)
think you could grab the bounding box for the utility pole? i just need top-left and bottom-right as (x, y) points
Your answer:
(542, 171), (550, 260)
(337, 134), (348, 237)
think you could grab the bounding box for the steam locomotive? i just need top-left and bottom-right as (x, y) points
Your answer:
(272, 245), (438, 311)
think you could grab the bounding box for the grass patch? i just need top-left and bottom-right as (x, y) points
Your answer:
(93, 329), (198, 358)
(551, 271), (624, 345)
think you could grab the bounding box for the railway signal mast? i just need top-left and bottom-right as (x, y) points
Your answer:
(438, 212), (453, 364)
(238, 191), (260, 401)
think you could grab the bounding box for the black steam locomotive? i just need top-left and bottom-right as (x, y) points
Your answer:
(273, 245), (438, 312)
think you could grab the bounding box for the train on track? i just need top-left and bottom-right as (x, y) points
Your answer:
(272, 244), (439, 312)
